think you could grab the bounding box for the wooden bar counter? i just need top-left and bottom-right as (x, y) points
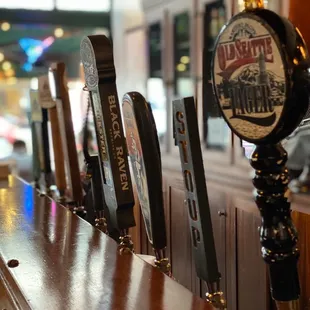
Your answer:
(0, 176), (212, 310)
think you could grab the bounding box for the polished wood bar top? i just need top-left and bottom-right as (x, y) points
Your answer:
(0, 176), (212, 310)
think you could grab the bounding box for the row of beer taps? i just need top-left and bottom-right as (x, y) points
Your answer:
(27, 0), (310, 309)
(28, 32), (227, 309)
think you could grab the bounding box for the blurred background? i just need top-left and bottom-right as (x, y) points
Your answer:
(0, 0), (286, 162)
(0, 0), (111, 161)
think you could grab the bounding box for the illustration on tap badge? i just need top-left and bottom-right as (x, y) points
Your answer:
(212, 15), (287, 142)
(122, 99), (153, 242)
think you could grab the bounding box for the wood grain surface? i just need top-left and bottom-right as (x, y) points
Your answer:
(0, 176), (213, 310)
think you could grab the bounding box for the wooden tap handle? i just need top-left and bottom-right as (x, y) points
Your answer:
(48, 107), (66, 195)
(49, 63), (84, 204)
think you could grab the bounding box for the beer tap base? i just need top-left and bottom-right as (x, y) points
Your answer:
(66, 200), (87, 218)
(46, 187), (53, 197)
(118, 230), (134, 254)
(34, 180), (40, 190)
(39, 191), (46, 197)
(95, 216), (108, 233)
(268, 259), (300, 303)
(205, 281), (226, 310)
(154, 248), (172, 277)
(275, 300), (300, 310)
(154, 258), (171, 277)
(57, 190), (67, 204)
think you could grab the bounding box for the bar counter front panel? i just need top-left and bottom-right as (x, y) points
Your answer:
(0, 176), (212, 310)
(155, 153), (310, 310)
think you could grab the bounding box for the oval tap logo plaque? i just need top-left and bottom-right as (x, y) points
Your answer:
(122, 97), (153, 243)
(80, 37), (99, 91)
(212, 14), (287, 142)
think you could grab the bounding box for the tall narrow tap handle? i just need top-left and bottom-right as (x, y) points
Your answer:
(48, 108), (67, 195)
(41, 108), (52, 176)
(29, 90), (42, 183)
(38, 75), (66, 195)
(48, 63), (84, 205)
(173, 97), (221, 285)
(122, 92), (167, 251)
(80, 35), (135, 231)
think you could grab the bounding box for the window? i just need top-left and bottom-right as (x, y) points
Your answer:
(173, 12), (193, 97)
(147, 22), (166, 144)
(149, 23), (162, 78)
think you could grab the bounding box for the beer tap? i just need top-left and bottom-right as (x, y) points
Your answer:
(38, 75), (67, 201)
(48, 63), (86, 217)
(29, 90), (42, 188)
(173, 97), (226, 309)
(80, 35), (136, 252)
(211, 0), (310, 308)
(81, 97), (120, 241)
(29, 90), (53, 194)
(122, 92), (171, 276)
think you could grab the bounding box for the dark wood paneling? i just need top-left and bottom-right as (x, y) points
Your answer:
(135, 162), (310, 309)
(200, 185), (227, 299)
(170, 186), (193, 290)
(191, 256), (201, 297)
(235, 205), (270, 310)
(292, 211), (310, 310)
(226, 200), (237, 310)
(162, 177), (172, 262)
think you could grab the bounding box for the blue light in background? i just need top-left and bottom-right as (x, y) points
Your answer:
(19, 36), (55, 72)
(22, 63), (33, 72)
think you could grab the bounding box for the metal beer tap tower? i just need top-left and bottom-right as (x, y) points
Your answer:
(80, 35), (136, 252)
(211, 0), (310, 308)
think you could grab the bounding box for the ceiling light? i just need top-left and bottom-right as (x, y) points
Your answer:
(2, 61), (11, 71)
(1, 22), (10, 32)
(177, 63), (186, 72)
(4, 69), (15, 77)
(54, 28), (64, 38)
(180, 56), (190, 64)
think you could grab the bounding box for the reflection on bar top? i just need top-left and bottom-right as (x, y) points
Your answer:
(0, 176), (213, 310)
